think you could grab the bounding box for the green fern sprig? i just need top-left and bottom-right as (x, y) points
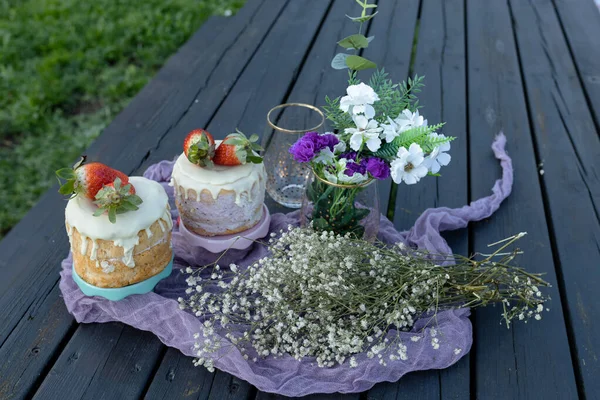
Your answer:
(323, 95), (354, 131)
(372, 123), (452, 160)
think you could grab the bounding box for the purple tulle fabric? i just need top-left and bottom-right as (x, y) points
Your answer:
(59, 134), (512, 397)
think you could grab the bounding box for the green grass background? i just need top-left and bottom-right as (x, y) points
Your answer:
(0, 0), (245, 237)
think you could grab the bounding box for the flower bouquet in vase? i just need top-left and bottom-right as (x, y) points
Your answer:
(288, 1), (454, 240)
(291, 73), (454, 240)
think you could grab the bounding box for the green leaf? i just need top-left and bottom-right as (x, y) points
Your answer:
(346, 11), (378, 23)
(108, 208), (117, 224)
(331, 53), (349, 70)
(225, 138), (246, 146)
(246, 155), (263, 164)
(56, 168), (75, 179)
(58, 180), (75, 195)
(337, 34), (369, 50)
(345, 55), (376, 71)
(128, 194), (143, 206)
(93, 208), (105, 217)
(119, 202), (139, 211)
(249, 134), (259, 142)
(366, 36), (375, 43)
(113, 177), (122, 190)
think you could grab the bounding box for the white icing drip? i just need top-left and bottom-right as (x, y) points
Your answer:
(67, 224), (74, 237)
(114, 235), (140, 267)
(145, 227), (153, 239)
(161, 210), (173, 230)
(171, 148), (266, 205)
(100, 261), (115, 274)
(90, 239), (98, 260)
(158, 219), (166, 232)
(65, 177), (169, 268)
(168, 179), (174, 187)
(80, 235), (88, 255)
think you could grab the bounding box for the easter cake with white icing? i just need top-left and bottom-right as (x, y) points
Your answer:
(58, 159), (173, 289)
(171, 129), (265, 237)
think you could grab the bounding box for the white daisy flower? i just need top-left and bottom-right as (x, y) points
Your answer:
(339, 83), (380, 118)
(423, 133), (451, 173)
(396, 109), (427, 130)
(345, 114), (383, 152)
(390, 143), (428, 185)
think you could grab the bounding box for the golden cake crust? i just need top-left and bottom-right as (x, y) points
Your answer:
(68, 219), (172, 288)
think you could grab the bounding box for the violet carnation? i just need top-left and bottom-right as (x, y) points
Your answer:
(289, 137), (317, 163)
(340, 151), (358, 161)
(366, 157), (391, 180)
(344, 160), (367, 177)
(316, 133), (339, 151)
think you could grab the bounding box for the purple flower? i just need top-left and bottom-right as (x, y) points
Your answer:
(289, 137), (317, 162)
(340, 151), (358, 161)
(366, 157), (391, 180)
(316, 133), (339, 151)
(289, 132), (340, 163)
(344, 160), (367, 177)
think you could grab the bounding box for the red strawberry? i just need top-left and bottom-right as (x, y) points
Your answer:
(212, 130), (263, 166)
(56, 156), (130, 199)
(93, 177), (143, 223)
(184, 129), (215, 167)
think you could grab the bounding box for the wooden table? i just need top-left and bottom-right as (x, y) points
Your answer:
(1, 0), (599, 398)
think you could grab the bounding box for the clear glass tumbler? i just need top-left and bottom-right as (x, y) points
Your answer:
(262, 103), (325, 208)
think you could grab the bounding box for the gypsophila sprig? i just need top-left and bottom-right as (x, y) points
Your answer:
(179, 228), (550, 370)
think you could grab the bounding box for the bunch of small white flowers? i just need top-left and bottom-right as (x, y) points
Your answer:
(179, 228), (549, 370)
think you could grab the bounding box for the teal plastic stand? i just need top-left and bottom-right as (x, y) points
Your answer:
(72, 256), (174, 301)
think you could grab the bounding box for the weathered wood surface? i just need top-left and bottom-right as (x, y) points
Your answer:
(0, 0), (598, 398)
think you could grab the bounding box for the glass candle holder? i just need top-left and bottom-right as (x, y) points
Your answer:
(262, 103), (324, 208)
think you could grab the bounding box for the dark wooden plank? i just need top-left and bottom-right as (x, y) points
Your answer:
(508, 0), (600, 396)
(256, 392), (359, 400)
(552, 0), (600, 128)
(0, 0), (277, 346)
(0, 1), (293, 398)
(32, 324), (163, 400)
(143, 348), (215, 400)
(360, 0), (421, 219)
(0, 284), (76, 400)
(367, 0), (470, 398)
(466, 0), (578, 398)
(207, 371), (255, 400)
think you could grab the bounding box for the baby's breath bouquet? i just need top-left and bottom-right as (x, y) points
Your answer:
(180, 228), (549, 371)
(289, 1), (453, 238)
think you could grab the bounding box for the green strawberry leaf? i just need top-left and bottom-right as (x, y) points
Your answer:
(246, 155), (263, 164)
(58, 180), (75, 195)
(93, 208), (105, 217)
(249, 134), (259, 142)
(108, 208), (117, 223)
(56, 168), (75, 179)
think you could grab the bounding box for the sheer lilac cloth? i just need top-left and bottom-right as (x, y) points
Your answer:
(59, 134), (512, 397)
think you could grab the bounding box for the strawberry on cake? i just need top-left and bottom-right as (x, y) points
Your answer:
(171, 129), (266, 237)
(57, 158), (173, 288)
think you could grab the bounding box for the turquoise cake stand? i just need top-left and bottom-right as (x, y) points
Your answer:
(72, 256), (174, 301)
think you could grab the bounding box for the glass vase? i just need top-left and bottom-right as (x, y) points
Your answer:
(301, 170), (380, 241)
(262, 103), (324, 208)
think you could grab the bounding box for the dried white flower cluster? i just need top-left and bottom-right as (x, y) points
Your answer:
(179, 227), (549, 370)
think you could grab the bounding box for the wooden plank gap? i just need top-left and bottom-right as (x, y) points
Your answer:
(385, 0), (424, 221)
(505, 1), (588, 397)
(130, 0), (292, 176)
